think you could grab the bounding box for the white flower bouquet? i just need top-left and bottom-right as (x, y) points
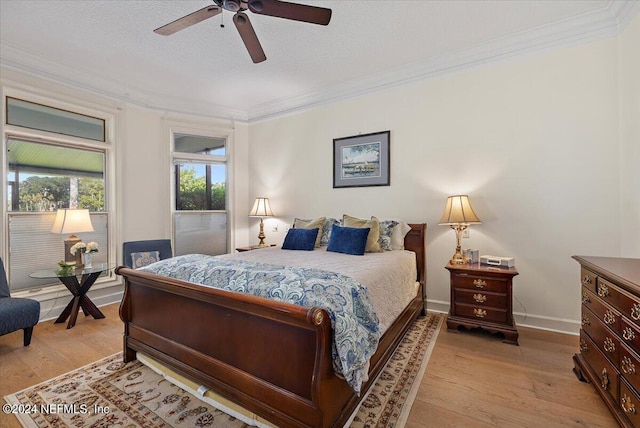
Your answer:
(70, 242), (86, 255)
(86, 241), (99, 253)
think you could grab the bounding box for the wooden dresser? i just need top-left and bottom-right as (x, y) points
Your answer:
(573, 256), (640, 427)
(446, 263), (519, 345)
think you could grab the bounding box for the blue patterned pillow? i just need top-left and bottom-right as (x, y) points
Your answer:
(282, 228), (319, 251)
(378, 220), (398, 251)
(327, 225), (370, 256)
(131, 251), (160, 268)
(320, 217), (342, 246)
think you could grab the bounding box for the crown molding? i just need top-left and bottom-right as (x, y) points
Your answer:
(247, 0), (639, 123)
(1, 1), (637, 124)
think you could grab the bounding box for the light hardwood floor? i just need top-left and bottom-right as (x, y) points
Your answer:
(1, 304), (616, 427)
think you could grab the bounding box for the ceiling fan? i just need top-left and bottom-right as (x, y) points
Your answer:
(154, 0), (332, 64)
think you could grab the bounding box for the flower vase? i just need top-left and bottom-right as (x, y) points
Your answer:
(83, 252), (93, 269)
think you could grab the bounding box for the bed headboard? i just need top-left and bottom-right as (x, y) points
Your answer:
(405, 223), (427, 288)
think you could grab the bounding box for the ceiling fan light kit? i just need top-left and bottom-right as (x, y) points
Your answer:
(154, 0), (332, 63)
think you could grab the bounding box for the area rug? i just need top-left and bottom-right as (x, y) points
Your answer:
(4, 312), (443, 428)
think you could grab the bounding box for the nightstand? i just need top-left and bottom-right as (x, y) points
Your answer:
(236, 244), (277, 252)
(446, 263), (520, 345)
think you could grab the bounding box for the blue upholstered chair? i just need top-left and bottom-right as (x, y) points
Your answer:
(0, 258), (40, 346)
(122, 239), (173, 269)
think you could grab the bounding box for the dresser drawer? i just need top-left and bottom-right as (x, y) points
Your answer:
(621, 343), (640, 394)
(583, 306), (620, 365)
(454, 303), (507, 324)
(622, 319), (640, 357)
(454, 288), (507, 308)
(451, 273), (507, 293)
(581, 267), (597, 294)
(597, 277), (640, 324)
(620, 378), (640, 425)
(582, 288), (621, 333)
(581, 329), (619, 403)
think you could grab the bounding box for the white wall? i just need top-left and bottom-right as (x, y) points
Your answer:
(248, 35), (629, 333)
(619, 13), (640, 257)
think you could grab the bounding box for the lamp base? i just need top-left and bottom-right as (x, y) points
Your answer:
(448, 224), (469, 265)
(257, 218), (267, 247)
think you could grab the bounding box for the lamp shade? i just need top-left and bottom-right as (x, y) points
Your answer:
(249, 197), (274, 217)
(439, 195), (481, 225)
(50, 209), (94, 234)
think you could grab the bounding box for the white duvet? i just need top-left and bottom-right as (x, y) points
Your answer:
(222, 247), (419, 332)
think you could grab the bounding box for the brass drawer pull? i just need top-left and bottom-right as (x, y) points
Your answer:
(580, 339), (588, 352)
(623, 327), (636, 341)
(603, 310), (616, 325)
(581, 292), (590, 304)
(581, 315), (590, 326)
(622, 394), (637, 414)
(604, 337), (615, 353)
(473, 293), (487, 303)
(473, 279), (486, 289)
(582, 275), (592, 284)
(598, 284), (609, 298)
(622, 356), (636, 375)
(601, 368), (609, 390)
(473, 308), (487, 318)
(632, 303), (640, 321)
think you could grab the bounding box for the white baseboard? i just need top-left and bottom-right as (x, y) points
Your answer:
(427, 299), (580, 336)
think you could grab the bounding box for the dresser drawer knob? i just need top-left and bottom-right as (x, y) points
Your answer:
(598, 284), (609, 298)
(622, 356), (636, 375)
(581, 292), (590, 304)
(581, 315), (590, 326)
(623, 327), (636, 341)
(604, 337), (616, 353)
(622, 394), (637, 414)
(583, 276), (592, 284)
(473, 279), (486, 288)
(580, 339), (588, 352)
(632, 303), (640, 321)
(604, 310), (616, 325)
(473, 293), (487, 303)
(601, 368), (610, 390)
(473, 308), (487, 318)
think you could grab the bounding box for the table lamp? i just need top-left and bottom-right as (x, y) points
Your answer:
(51, 208), (94, 263)
(439, 195), (481, 265)
(249, 197), (274, 247)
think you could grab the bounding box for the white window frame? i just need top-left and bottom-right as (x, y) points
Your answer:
(1, 85), (119, 298)
(166, 119), (235, 254)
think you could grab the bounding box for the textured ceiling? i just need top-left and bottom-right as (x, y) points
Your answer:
(0, 1), (637, 122)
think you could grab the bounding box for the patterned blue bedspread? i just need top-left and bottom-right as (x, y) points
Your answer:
(140, 254), (381, 394)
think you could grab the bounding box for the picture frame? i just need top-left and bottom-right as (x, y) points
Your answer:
(333, 130), (390, 188)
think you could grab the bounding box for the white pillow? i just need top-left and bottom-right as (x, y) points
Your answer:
(390, 221), (412, 250)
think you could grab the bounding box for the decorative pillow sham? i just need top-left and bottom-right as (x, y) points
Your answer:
(327, 225), (370, 256)
(320, 217), (342, 246)
(282, 228), (319, 251)
(293, 217), (326, 248)
(378, 220), (398, 251)
(343, 214), (383, 253)
(390, 220), (412, 250)
(131, 251), (160, 268)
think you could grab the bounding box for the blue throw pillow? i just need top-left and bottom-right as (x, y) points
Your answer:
(327, 225), (370, 256)
(282, 228), (319, 251)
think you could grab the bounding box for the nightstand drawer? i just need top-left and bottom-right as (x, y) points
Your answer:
(581, 267), (597, 294)
(454, 288), (507, 307)
(451, 273), (507, 293)
(454, 303), (507, 324)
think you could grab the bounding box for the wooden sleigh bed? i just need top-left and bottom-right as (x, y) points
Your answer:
(116, 223), (426, 428)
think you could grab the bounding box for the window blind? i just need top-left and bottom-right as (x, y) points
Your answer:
(174, 212), (227, 256)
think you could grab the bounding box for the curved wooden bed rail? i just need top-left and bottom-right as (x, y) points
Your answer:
(117, 223), (427, 427)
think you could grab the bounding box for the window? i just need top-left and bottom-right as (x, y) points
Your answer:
(172, 131), (229, 256)
(3, 94), (115, 293)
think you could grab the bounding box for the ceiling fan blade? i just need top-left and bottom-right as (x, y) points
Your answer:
(233, 12), (267, 63)
(154, 6), (221, 36)
(248, 0), (331, 26)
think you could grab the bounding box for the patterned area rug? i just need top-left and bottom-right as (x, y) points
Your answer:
(4, 312), (443, 428)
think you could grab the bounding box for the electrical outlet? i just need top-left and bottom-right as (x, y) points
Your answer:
(462, 229), (470, 238)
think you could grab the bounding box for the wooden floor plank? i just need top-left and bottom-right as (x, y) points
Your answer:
(0, 305), (617, 427)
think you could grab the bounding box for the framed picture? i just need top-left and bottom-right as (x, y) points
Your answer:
(333, 131), (390, 188)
